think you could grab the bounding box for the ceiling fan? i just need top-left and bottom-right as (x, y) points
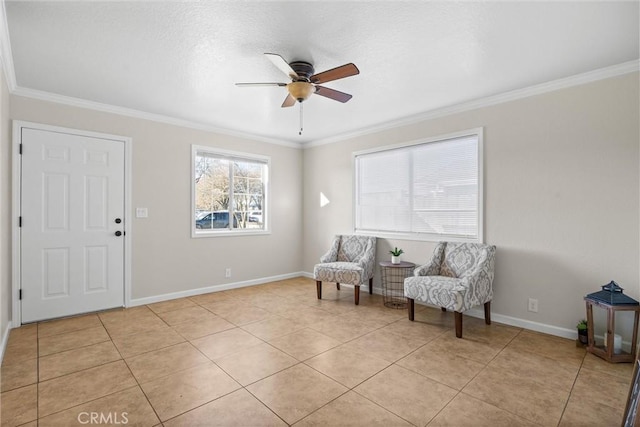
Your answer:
(235, 53), (359, 134)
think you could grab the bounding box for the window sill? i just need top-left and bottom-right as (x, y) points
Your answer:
(192, 229), (271, 238)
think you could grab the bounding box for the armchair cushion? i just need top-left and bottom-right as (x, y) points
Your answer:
(404, 276), (469, 308)
(313, 262), (364, 286)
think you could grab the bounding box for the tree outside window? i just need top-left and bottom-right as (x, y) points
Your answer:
(193, 147), (268, 234)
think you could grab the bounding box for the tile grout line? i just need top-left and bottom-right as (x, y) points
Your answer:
(292, 315), (446, 426)
(37, 317), (139, 421)
(349, 386), (418, 426)
(118, 314), (261, 425)
(241, 377), (297, 426)
(121, 342), (211, 386)
(36, 385), (143, 422)
(192, 320), (299, 425)
(27, 288), (360, 423)
(31, 289), (275, 423)
(298, 350), (419, 425)
(10, 278), (622, 426)
(557, 349), (588, 425)
(97, 310), (164, 426)
(422, 328), (527, 426)
(459, 328), (576, 426)
(196, 291), (394, 425)
(191, 288), (455, 426)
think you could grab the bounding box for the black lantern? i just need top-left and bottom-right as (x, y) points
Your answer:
(585, 281), (640, 363)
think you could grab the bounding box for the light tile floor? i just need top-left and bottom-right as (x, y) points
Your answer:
(0, 277), (633, 426)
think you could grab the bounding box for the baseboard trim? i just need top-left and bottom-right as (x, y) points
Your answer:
(464, 307), (577, 340)
(303, 271), (578, 340)
(132, 270), (579, 341)
(0, 322), (12, 364)
(129, 272), (306, 307)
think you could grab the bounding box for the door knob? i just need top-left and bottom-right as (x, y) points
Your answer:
(115, 231), (122, 237)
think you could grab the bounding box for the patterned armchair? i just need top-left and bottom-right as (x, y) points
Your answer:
(314, 235), (377, 305)
(404, 242), (496, 338)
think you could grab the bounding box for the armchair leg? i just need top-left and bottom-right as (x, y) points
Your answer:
(484, 301), (491, 325)
(354, 285), (360, 305)
(408, 298), (415, 321)
(454, 311), (463, 338)
(369, 278), (373, 294)
(316, 281), (322, 300)
(441, 307), (447, 312)
(336, 283), (340, 290)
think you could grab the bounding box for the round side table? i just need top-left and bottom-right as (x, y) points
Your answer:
(379, 261), (416, 309)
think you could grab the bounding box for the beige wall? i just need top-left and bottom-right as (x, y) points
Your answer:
(2, 71), (638, 337)
(303, 73), (640, 333)
(0, 66), (10, 342)
(10, 96), (303, 301)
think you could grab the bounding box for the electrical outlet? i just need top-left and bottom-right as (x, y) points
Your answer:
(528, 298), (539, 313)
(225, 268), (231, 278)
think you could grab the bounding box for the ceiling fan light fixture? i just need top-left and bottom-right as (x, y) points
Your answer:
(287, 82), (315, 102)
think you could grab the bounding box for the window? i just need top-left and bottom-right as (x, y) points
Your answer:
(192, 146), (269, 236)
(354, 129), (482, 242)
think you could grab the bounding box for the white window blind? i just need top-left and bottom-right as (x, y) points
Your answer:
(355, 132), (481, 241)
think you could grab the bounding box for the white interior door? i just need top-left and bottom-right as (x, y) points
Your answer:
(20, 127), (125, 323)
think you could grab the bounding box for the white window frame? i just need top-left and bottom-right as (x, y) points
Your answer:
(353, 128), (484, 243)
(191, 145), (270, 238)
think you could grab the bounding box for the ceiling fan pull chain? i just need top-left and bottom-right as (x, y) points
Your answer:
(299, 102), (303, 136)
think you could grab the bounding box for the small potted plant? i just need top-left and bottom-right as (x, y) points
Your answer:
(577, 319), (588, 345)
(390, 247), (404, 264)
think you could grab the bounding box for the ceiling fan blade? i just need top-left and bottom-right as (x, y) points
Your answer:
(310, 63), (359, 84)
(235, 82), (287, 87)
(265, 53), (298, 80)
(281, 94), (296, 108)
(314, 86), (353, 103)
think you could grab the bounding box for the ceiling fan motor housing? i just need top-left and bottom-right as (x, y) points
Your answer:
(289, 61), (315, 81)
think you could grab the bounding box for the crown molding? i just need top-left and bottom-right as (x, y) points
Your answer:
(303, 59), (640, 149)
(11, 86), (302, 149)
(5, 54), (638, 150)
(0, 0), (16, 91)
(0, 4), (297, 149)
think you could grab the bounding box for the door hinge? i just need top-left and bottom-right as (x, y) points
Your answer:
(19, 289), (22, 300)
(19, 143), (22, 155)
(18, 216), (22, 227)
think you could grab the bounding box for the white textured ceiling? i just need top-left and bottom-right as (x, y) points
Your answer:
(4, 1), (639, 144)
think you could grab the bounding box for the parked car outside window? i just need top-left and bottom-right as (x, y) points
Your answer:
(248, 211), (263, 223)
(195, 211), (237, 229)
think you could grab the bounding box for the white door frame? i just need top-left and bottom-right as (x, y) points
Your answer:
(12, 121), (133, 327)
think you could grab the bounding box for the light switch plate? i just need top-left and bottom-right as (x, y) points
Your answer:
(136, 208), (148, 218)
